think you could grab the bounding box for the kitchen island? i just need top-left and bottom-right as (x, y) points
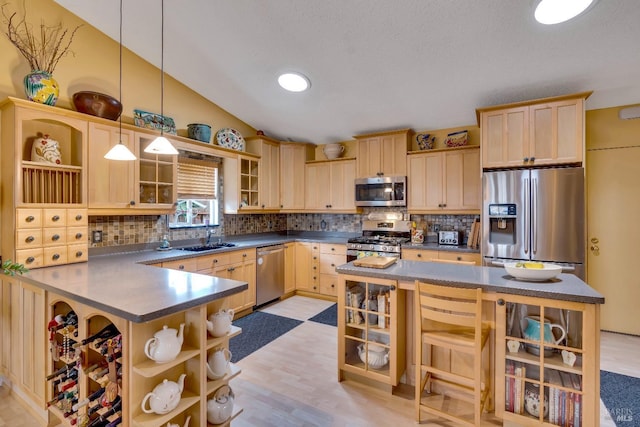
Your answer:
(336, 259), (604, 426)
(1, 251), (249, 427)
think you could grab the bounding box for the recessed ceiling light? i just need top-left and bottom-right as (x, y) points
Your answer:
(278, 72), (310, 92)
(535, 0), (596, 25)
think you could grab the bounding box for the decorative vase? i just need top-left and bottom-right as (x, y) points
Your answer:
(24, 71), (59, 106)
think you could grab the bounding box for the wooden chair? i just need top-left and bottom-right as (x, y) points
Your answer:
(428, 258), (476, 266)
(414, 281), (490, 426)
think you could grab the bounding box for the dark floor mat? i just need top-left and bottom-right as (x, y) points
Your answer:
(308, 304), (337, 327)
(229, 311), (303, 362)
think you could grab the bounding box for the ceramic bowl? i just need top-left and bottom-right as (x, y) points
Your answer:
(504, 262), (562, 281)
(72, 91), (122, 121)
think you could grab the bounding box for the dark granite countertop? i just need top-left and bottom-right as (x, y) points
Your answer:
(336, 259), (604, 304)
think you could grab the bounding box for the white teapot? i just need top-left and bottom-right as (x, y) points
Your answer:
(206, 309), (234, 337)
(207, 348), (232, 380)
(144, 324), (185, 363)
(141, 374), (186, 414)
(167, 415), (190, 427)
(207, 385), (234, 424)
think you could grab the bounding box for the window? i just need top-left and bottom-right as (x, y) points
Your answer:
(169, 155), (220, 229)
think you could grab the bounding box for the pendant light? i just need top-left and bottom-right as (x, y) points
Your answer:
(534, 0), (597, 25)
(104, 0), (136, 161)
(144, 0), (178, 155)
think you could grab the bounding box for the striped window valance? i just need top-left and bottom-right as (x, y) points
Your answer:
(177, 156), (218, 199)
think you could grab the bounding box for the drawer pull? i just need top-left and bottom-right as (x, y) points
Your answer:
(52, 254), (60, 261)
(331, 247), (335, 251)
(178, 265), (185, 270)
(213, 259), (218, 263)
(417, 253), (422, 258)
(52, 234), (60, 241)
(331, 263), (335, 267)
(52, 215), (60, 222)
(25, 236), (35, 243)
(75, 233), (83, 239)
(497, 299), (505, 306)
(243, 253), (247, 257)
(457, 256), (462, 261)
(75, 214), (83, 221)
(26, 215), (35, 222)
(26, 256), (35, 264)
(227, 267), (235, 272)
(75, 251), (83, 257)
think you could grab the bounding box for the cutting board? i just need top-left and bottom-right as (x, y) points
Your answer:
(353, 256), (398, 269)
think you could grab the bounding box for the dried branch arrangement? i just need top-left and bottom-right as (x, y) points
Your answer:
(1, 2), (82, 74)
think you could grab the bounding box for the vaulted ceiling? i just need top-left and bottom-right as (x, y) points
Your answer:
(55, 0), (640, 144)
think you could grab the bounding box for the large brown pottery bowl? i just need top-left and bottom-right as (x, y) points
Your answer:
(72, 91), (123, 120)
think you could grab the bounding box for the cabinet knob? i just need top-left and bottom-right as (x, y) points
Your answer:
(530, 157), (535, 162)
(261, 204), (265, 208)
(331, 263), (335, 267)
(52, 234), (60, 241)
(213, 259), (218, 263)
(75, 251), (83, 257)
(417, 253), (422, 258)
(228, 267), (235, 272)
(390, 285), (396, 291)
(130, 200), (136, 206)
(26, 215), (35, 222)
(243, 253), (247, 257)
(25, 235), (35, 243)
(457, 256), (462, 261)
(26, 256), (35, 264)
(280, 205), (283, 208)
(331, 247), (335, 251)
(523, 157), (529, 162)
(497, 298), (505, 306)
(75, 233), (83, 239)
(52, 215), (60, 222)
(52, 254), (60, 261)
(75, 214), (83, 221)
(331, 283), (335, 288)
(179, 265), (185, 270)
(313, 266), (317, 270)
(376, 172), (383, 176)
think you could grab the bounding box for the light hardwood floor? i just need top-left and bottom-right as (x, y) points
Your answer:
(1, 296), (638, 426)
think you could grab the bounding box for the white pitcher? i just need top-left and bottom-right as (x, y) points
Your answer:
(206, 348), (232, 380)
(206, 309), (235, 337)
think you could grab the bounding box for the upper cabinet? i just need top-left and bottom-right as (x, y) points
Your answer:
(305, 159), (357, 212)
(246, 136), (281, 210)
(407, 146), (480, 213)
(477, 92), (591, 169)
(135, 132), (178, 210)
(355, 129), (410, 178)
(280, 142), (313, 211)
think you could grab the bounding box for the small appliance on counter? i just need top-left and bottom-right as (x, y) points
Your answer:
(438, 230), (462, 246)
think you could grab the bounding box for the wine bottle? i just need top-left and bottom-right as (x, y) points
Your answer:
(72, 387), (105, 412)
(80, 324), (119, 346)
(46, 362), (77, 380)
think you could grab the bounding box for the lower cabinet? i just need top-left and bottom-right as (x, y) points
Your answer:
(295, 242), (320, 293)
(318, 243), (346, 297)
(495, 293), (599, 426)
(283, 243), (296, 295)
(337, 274), (405, 388)
(401, 248), (481, 265)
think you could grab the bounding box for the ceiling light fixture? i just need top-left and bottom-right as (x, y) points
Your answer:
(104, 0), (136, 161)
(144, 0), (178, 155)
(278, 72), (310, 92)
(534, 0), (596, 25)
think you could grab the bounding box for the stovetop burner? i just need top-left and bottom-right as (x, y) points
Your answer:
(347, 236), (410, 245)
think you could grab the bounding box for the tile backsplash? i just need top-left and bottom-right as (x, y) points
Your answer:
(89, 211), (479, 247)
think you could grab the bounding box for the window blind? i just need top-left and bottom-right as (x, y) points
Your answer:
(177, 156), (218, 199)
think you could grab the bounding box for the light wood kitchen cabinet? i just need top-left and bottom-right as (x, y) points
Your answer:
(87, 122), (136, 210)
(246, 136), (281, 210)
(305, 159), (357, 212)
(338, 274), (406, 389)
(495, 294), (599, 426)
(283, 243), (296, 295)
(135, 132), (178, 210)
(477, 92), (591, 169)
(318, 243), (346, 297)
(407, 146), (480, 213)
(223, 154), (261, 213)
(295, 242), (320, 293)
(401, 247), (481, 265)
(355, 129), (410, 178)
(280, 143), (313, 211)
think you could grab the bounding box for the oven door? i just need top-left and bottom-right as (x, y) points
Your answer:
(346, 250), (401, 262)
(354, 176), (406, 207)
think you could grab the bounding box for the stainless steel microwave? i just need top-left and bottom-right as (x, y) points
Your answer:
(354, 176), (406, 207)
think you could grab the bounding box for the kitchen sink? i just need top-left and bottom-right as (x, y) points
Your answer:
(178, 242), (237, 252)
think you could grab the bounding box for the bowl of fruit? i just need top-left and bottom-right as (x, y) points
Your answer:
(504, 262), (562, 281)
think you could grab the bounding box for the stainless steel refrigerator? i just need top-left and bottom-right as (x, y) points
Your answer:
(482, 167), (585, 279)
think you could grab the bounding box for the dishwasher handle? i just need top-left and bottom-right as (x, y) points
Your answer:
(257, 244), (285, 256)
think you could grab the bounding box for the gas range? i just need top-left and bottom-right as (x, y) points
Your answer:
(347, 213), (412, 259)
(346, 235), (410, 254)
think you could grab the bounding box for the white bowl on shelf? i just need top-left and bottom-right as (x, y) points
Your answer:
(357, 343), (389, 369)
(504, 262), (562, 281)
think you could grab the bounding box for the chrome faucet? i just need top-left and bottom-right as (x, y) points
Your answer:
(205, 227), (215, 246)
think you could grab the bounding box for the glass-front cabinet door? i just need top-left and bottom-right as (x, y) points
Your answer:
(496, 294), (599, 426)
(135, 132), (177, 209)
(338, 275), (405, 387)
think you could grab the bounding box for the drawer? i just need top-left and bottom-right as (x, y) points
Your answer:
(319, 274), (338, 296)
(67, 244), (88, 263)
(15, 248), (43, 268)
(196, 253), (230, 271)
(43, 208), (67, 227)
(319, 243), (346, 256)
(162, 258), (198, 272)
(16, 208), (42, 228)
(16, 229), (42, 249)
(438, 251), (481, 265)
(229, 248), (256, 264)
(401, 248), (438, 261)
(43, 227), (67, 246)
(67, 208), (88, 225)
(43, 246), (68, 266)
(320, 253), (345, 275)
(67, 227), (87, 243)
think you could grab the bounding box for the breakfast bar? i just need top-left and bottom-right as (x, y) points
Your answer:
(336, 259), (604, 426)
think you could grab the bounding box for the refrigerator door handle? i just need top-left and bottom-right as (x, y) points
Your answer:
(532, 178), (537, 255)
(524, 178), (530, 254)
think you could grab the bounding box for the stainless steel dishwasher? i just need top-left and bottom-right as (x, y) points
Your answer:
(255, 244), (285, 306)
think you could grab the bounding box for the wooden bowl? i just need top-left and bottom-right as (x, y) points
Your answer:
(72, 91), (123, 121)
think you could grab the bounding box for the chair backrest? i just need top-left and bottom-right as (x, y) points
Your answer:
(415, 281), (482, 329)
(429, 258), (476, 266)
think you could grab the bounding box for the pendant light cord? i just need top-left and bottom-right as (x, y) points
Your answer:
(119, 0), (123, 141)
(160, 0), (164, 136)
